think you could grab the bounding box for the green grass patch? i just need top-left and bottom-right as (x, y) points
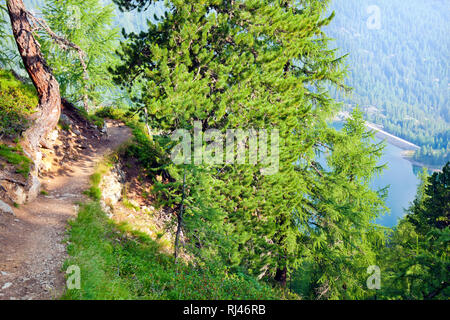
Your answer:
(83, 187), (102, 201)
(94, 106), (128, 121)
(83, 160), (114, 201)
(62, 202), (289, 300)
(0, 69), (37, 139)
(0, 143), (32, 177)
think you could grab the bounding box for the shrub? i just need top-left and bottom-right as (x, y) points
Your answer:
(94, 106), (127, 121)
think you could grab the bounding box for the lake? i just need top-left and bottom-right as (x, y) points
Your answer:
(319, 123), (422, 228)
(372, 140), (421, 227)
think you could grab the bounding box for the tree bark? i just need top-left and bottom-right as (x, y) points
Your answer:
(7, 0), (61, 150)
(274, 266), (287, 287)
(174, 170), (186, 263)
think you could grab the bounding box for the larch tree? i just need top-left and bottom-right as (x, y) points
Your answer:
(37, 0), (120, 111)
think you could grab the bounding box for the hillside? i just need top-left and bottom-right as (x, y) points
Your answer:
(0, 0), (448, 303)
(326, 0), (449, 166)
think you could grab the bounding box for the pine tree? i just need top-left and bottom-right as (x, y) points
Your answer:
(112, 0), (387, 297)
(380, 164), (449, 299)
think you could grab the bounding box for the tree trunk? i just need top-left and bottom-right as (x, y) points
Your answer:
(275, 267), (287, 287)
(174, 170), (186, 262)
(7, 0), (61, 150)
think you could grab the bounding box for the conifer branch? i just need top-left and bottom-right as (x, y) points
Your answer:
(25, 10), (90, 110)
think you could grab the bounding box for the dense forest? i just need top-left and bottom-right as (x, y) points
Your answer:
(326, 0), (449, 167)
(0, 0), (448, 302)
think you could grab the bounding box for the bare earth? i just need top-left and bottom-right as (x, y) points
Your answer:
(0, 120), (131, 300)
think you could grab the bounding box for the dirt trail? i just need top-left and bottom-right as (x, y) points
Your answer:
(0, 121), (131, 300)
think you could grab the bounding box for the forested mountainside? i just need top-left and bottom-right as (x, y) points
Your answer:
(326, 0), (449, 167)
(1, 0), (448, 302)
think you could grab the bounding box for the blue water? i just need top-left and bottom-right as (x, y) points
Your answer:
(317, 126), (421, 227)
(372, 141), (420, 227)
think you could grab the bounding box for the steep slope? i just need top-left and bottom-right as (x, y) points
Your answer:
(326, 0), (449, 166)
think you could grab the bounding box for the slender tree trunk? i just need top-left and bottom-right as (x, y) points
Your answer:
(174, 169), (186, 262)
(7, 0), (61, 150)
(144, 106), (152, 137)
(273, 212), (288, 287)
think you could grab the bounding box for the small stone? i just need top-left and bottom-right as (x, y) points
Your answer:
(60, 114), (73, 127)
(1, 282), (12, 290)
(0, 271), (9, 276)
(0, 200), (15, 217)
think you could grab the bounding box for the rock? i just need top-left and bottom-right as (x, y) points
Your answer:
(40, 157), (53, 172)
(26, 174), (41, 202)
(101, 123), (108, 137)
(4, 173), (41, 204)
(40, 129), (59, 149)
(72, 128), (81, 136)
(1, 282), (12, 290)
(0, 200), (15, 216)
(11, 185), (27, 205)
(60, 114), (73, 127)
(35, 151), (42, 168)
(100, 163), (124, 208)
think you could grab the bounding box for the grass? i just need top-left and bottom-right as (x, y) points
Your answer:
(0, 69), (37, 139)
(83, 159), (115, 201)
(0, 143), (32, 178)
(62, 202), (288, 300)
